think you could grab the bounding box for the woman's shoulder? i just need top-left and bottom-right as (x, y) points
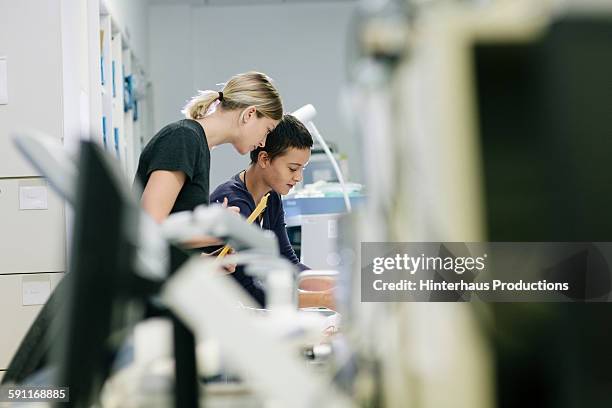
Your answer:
(143, 119), (205, 153)
(156, 119), (202, 138)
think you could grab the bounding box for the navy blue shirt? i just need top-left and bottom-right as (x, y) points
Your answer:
(210, 173), (309, 271)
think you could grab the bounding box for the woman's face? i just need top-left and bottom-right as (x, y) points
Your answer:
(262, 148), (311, 195)
(234, 107), (279, 155)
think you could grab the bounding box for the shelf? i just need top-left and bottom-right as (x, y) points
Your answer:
(96, 2), (149, 181)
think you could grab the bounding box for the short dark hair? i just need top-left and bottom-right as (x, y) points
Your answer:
(250, 114), (313, 164)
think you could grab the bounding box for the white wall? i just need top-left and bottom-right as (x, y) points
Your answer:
(149, 1), (358, 190)
(104, 0), (150, 68)
(149, 4), (194, 134)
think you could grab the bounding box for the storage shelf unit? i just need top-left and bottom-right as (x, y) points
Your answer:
(98, 0), (150, 181)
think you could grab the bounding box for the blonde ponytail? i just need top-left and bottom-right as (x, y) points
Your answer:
(182, 90), (221, 120)
(183, 71), (283, 121)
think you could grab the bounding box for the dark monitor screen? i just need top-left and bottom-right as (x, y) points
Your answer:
(474, 18), (612, 242)
(473, 16), (612, 408)
(51, 140), (143, 407)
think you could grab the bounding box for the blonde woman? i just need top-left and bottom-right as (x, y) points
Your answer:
(134, 71), (283, 248)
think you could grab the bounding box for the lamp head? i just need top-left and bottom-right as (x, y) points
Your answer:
(291, 104), (317, 125)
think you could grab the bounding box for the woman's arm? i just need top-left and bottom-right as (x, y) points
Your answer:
(141, 170), (186, 223)
(142, 170), (223, 247)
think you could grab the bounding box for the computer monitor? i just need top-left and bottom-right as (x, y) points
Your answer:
(475, 19), (612, 242)
(50, 140), (201, 408)
(472, 14), (612, 408)
(50, 140), (145, 407)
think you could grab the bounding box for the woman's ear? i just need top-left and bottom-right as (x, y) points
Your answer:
(241, 106), (257, 124)
(257, 151), (270, 168)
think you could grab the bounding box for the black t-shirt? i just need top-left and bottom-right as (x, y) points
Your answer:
(134, 119), (210, 213)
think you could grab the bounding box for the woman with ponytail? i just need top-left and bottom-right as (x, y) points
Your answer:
(134, 72), (283, 248)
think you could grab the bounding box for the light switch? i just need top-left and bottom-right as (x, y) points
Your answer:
(0, 56), (7, 105)
(22, 276), (51, 306)
(19, 185), (48, 210)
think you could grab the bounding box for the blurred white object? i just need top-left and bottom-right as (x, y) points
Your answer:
(161, 204), (278, 257)
(161, 256), (355, 408)
(13, 131), (78, 204)
(288, 181), (364, 199)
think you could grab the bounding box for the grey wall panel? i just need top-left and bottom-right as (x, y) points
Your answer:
(149, 2), (358, 190)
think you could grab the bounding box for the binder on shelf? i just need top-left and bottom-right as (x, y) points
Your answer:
(113, 128), (120, 158)
(100, 56), (105, 86)
(111, 61), (116, 98)
(99, 30), (105, 86)
(102, 116), (107, 149)
(124, 74), (133, 113)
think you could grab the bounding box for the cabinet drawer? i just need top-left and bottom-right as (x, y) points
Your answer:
(0, 178), (65, 274)
(0, 272), (63, 369)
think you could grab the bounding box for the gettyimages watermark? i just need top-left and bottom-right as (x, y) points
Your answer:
(361, 243), (612, 302)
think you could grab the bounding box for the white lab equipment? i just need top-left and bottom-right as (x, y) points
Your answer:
(283, 182), (364, 269)
(291, 104), (353, 213)
(161, 204), (279, 257)
(161, 256), (354, 408)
